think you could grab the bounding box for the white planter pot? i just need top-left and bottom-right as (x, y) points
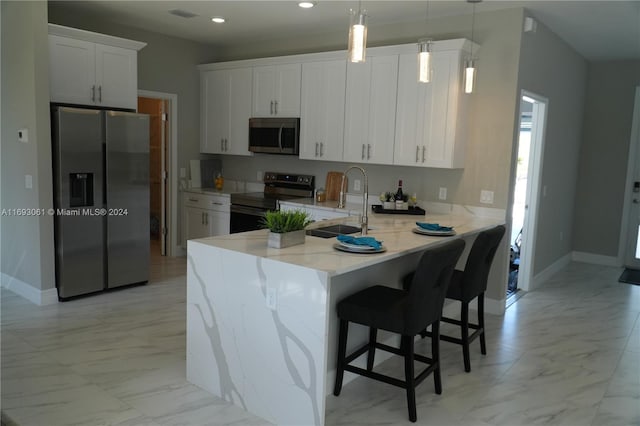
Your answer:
(395, 201), (409, 210)
(268, 230), (306, 248)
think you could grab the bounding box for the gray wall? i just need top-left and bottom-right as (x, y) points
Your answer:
(573, 60), (640, 257)
(1, 0), (55, 291)
(516, 16), (588, 276)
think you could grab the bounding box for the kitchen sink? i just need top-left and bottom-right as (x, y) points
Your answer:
(305, 224), (361, 239)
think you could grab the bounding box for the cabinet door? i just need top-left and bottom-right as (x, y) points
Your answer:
(201, 70), (228, 154)
(95, 44), (137, 109)
(49, 35), (95, 105)
(423, 51), (464, 168)
(300, 60), (346, 161)
(207, 210), (231, 236)
(394, 53), (433, 167)
(184, 206), (209, 244)
(252, 64), (301, 117)
(274, 63), (302, 116)
(226, 68), (253, 156)
(344, 56), (397, 165)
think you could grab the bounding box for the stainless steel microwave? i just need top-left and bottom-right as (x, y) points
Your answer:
(248, 117), (300, 155)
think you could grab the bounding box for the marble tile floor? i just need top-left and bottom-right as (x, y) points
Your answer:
(2, 260), (639, 426)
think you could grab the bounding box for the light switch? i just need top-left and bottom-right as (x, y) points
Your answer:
(25, 174), (33, 189)
(439, 187), (447, 200)
(353, 179), (361, 191)
(18, 129), (28, 143)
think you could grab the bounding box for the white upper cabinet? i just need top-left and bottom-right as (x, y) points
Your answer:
(201, 68), (252, 155)
(48, 25), (144, 110)
(300, 60), (347, 161)
(252, 63), (301, 117)
(343, 55), (398, 165)
(394, 48), (468, 168)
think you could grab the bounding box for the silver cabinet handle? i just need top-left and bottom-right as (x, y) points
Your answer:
(361, 144), (366, 160)
(211, 202), (224, 206)
(367, 144), (371, 159)
(189, 197), (199, 202)
(205, 212), (208, 226)
(270, 101), (274, 115)
(91, 85), (95, 102)
(201, 212), (205, 224)
(275, 100), (278, 115)
(320, 142), (324, 157)
(315, 142), (319, 157)
(221, 138), (224, 151)
(98, 86), (102, 102)
(422, 146), (426, 163)
(225, 139), (229, 151)
(416, 146), (420, 162)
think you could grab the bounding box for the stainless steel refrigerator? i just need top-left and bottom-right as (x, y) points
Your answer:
(51, 106), (150, 299)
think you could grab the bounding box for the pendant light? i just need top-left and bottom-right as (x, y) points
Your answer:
(465, 0), (481, 94)
(418, 2), (432, 83)
(348, 1), (368, 63)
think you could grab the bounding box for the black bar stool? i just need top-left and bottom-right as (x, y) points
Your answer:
(437, 225), (506, 372)
(333, 239), (465, 423)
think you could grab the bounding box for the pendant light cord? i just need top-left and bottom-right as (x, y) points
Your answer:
(470, 2), (476, 58)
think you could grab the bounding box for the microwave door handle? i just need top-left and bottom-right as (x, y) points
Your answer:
(278, 124), (284, 152)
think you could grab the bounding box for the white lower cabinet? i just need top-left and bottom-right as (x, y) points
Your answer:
(183, 193), (230, 247)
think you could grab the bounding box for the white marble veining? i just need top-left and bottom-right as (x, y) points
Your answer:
(2, 253), (639, 425)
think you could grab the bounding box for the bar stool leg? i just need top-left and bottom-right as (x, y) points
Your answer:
(367, 328), (377, 371)
(431, 321), (442, 394)
(403, 335), (417, 422)
(461, 302), (471, 372)
(334, 319), (349, 396)
(478, 293), (487, 355)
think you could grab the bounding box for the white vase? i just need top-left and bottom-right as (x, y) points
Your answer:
(267, 230), (306, 248)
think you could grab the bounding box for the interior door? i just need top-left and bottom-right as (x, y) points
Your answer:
(624, 87), (640, 269)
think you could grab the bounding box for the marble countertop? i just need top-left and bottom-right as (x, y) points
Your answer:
(190, 213), (503, 276)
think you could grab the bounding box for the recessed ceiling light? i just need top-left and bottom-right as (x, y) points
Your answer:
(211, 16), (226, 24)
(298, 2), (317, 8)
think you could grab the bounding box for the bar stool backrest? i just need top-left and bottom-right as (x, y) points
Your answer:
(460, 225), (506, 302)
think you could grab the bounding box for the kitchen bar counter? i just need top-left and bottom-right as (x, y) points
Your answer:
(186, 212), (503, 425)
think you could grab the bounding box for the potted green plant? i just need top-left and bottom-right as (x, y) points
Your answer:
(261, 209), (313, 248)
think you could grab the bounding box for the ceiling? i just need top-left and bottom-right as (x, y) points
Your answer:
(49, 1), (640, 61)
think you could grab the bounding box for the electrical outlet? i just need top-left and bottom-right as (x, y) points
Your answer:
(559, 231), (563, 241)
(25, 175), (33, 189)
(266, 287), (277, 310)
(353, 179), (361, 191)
(439, 187), (447, 200)
(480, 190), (494, 204)
(257, 171), (263, 181)
(543, 185), (548, 197)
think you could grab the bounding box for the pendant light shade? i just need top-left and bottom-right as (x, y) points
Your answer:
(465, 0), (480, 94)
(418, 39), (433, 83)
(348, 5), (368, 63)
(464, 59), (476, 93)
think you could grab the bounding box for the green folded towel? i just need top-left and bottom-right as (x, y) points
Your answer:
(416, 222), (453, 232)
(337, 235), (382, 250)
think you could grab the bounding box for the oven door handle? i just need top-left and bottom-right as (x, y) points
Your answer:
(231, 205), (268, 216)
(278, 124), (284, 152)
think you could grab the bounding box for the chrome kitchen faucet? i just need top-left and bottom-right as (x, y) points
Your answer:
(338, 166), (368, 235)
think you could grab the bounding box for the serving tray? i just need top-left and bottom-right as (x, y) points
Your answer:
(371, 205), (426, 215)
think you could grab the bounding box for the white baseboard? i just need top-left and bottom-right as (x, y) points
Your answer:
(1, 272), (58, 305)
(572, 251), (621, 267)
(531, 252), (572, 290)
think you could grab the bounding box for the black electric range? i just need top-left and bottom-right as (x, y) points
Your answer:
(230, 172), (315, 233)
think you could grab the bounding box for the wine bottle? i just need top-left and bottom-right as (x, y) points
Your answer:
(394, 180), (404, 201)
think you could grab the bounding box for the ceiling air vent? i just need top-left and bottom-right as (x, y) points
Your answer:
(168, 9), (199, 18)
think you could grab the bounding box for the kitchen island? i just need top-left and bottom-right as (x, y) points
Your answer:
(186, 212), (503, 426)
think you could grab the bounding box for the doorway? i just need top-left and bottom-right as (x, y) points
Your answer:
(138, 96), (168, 256)
(508, 91), (548, 296)
(622, 87), (640, 269)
